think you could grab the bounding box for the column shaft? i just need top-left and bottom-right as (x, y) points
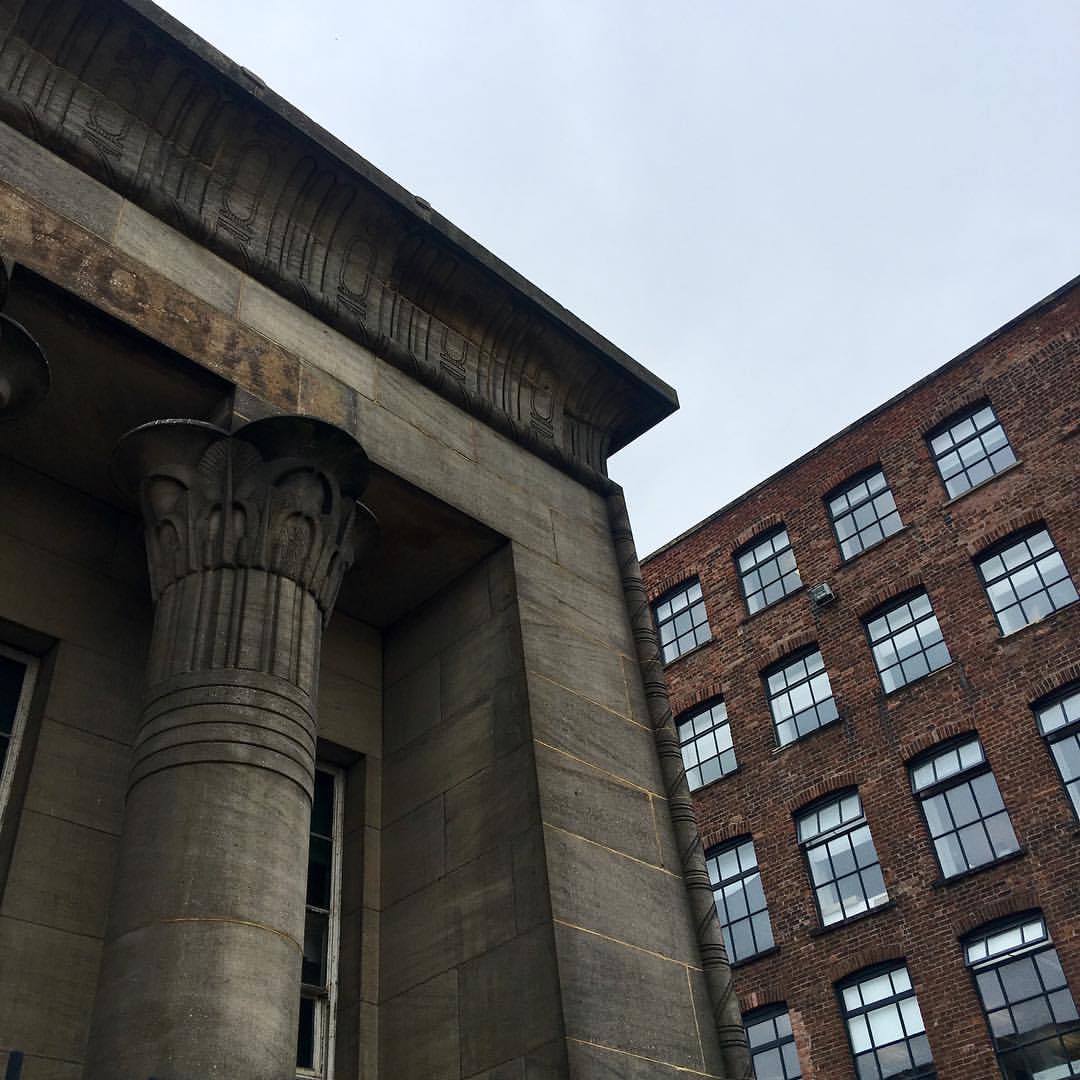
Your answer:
(85, 417), (373, 1080)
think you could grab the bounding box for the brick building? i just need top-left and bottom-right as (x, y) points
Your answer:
(642, 277), (1080, 1079)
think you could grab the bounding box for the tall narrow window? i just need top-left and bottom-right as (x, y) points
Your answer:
(676, 698), (736, 791)
(977, 526), (1078, 635)
(910, 735), (1019, 878)
(928, 402), (1016, 498)
(744, 1004), (802, 1079)
(1035, 685), (1080, 819)
(797, 791), (888, 927)
(0, 644), (37, 827)
(705, 837), (775, 964)
(839, 964), (936, 1079)
(765, 647), (838, 747)
(736, 527), (802, 615)
(652, 578), (711, 664)
(865, 591), (951, 693)
(965, 914), (1080, 1079)
(828, 468), (903, 561)
(298, 765), (344, 1080)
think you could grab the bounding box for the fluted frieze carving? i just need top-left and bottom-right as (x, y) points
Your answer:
(0, 0), (676, 485)
(113, 415), (377, 620)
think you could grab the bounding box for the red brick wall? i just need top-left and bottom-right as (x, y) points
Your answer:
(642, 281), (1080, 1079)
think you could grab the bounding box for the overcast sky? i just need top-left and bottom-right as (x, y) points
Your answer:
(157, 0), (1080, 555)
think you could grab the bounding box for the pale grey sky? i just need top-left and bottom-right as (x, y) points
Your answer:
(157, 0), (1080, 555)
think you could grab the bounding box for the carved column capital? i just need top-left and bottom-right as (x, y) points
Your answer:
(113, 415), (377, 619)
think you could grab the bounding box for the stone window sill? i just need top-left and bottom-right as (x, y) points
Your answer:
(931, 848), (1027, 889)
(941, 459), (1023, 508)
(808, 900), (897, 938)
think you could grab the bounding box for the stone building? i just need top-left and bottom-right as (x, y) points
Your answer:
(0, 1), (752, 1078)
(642, 277), (1080, 1078)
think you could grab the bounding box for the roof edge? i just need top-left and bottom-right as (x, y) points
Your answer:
(119, 0), (677, 412)
(642, 272), (1080, 564)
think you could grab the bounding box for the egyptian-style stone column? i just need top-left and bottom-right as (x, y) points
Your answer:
(86, 416), (376, 1080)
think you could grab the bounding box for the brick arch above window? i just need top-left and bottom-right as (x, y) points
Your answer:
(739, 982), (789, 1015)
(965, 509), (1045, 557)
(828, 941), (910, 987)
(1030, 659), (1080, 704)
(647, 570), (703, 603)
(670, 678), (726, 718)
(762, 630), (819, 670)
(859, 574), (928, 619)
(730, 512), (786, 554)
(900, 723), (976, 764)
(700, 817), (751, 851)
(786, 771), (861, 816)
(924, 391), (996, 434)
(950, 891), (1040, 940)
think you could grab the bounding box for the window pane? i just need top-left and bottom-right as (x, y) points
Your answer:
(708, 838), (773, 963)
(296, 996), (316, 1068)
(980, 529), (1077, 634)
(841, 965), (934, 1079)
(931, 403), (1015, 495)
(738, 527), (801, 611)
(0, 656), (26, 736)
(866, 590), (950, 692)
(652, 579), (711, 663)
(302, 909), (329, 987)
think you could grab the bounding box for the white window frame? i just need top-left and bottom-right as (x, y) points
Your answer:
(298, 763), (345, 1080)
(0, 643), (38, 827)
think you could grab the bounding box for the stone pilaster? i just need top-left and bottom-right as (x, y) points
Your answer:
(85, 416), (375, 1080)
(607, 488), (753, 1080)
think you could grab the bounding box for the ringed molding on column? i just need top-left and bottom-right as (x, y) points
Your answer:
(0, 0), (678, 486)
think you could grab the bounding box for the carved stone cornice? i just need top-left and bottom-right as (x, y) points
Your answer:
(0, 0), (677, 485)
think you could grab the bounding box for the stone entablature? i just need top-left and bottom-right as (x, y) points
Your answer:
(0, 0), (676, 486)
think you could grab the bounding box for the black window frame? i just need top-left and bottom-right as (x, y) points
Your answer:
(764, 646), (839, 748)
(651, 577), (711, 665)
(735, 525), (802, 616)
(976, 525), (1079, 636)
(827, 466), (904, 562)
(705, 836), (775, 965)
(909, 734), (1020, 880)
(864, 589), (952, 694)
(927, 401), (1017, 499)
(796, 789), (889, 928)
(1033, 683), (1080, 822)
(837, 961), (937, 1080)
(297, 763), (344, 1079)
(743, 1002), (803, 1079)
(676, 697), (737, 792)
(0, 644), (37, 832)
(964, 912), (1080, 1080)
